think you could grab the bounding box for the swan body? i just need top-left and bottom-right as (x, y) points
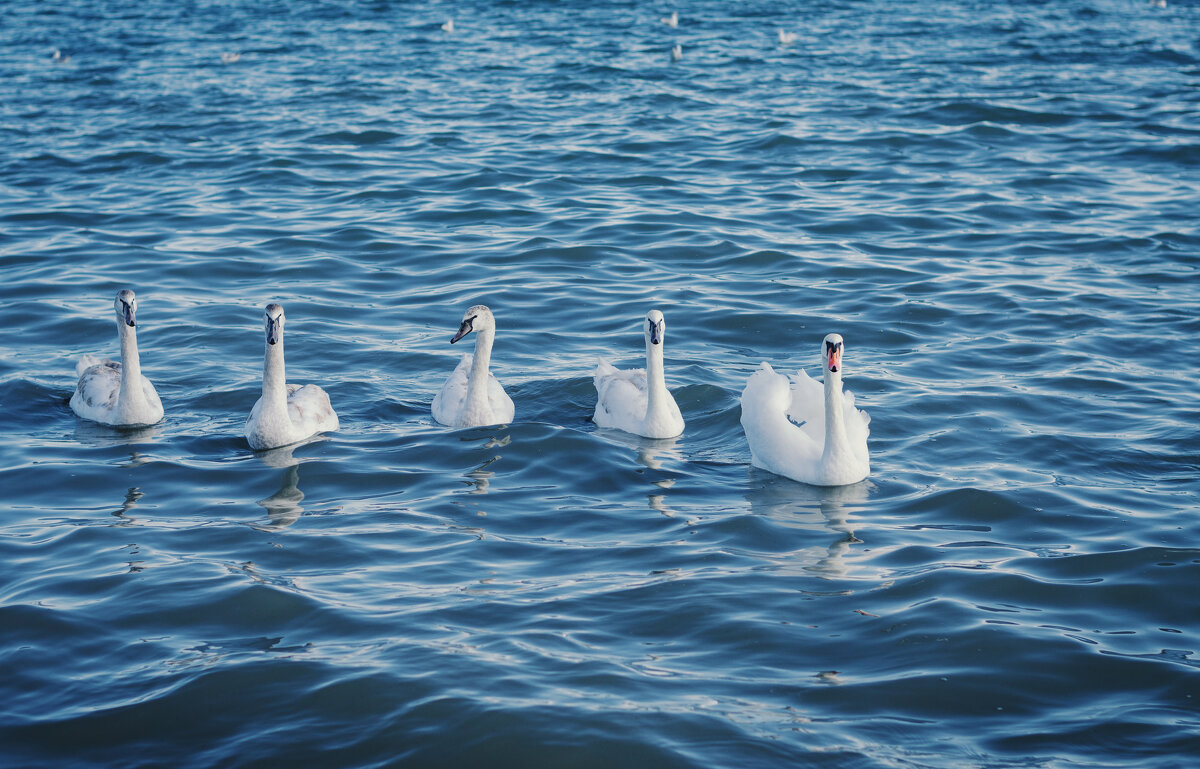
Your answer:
(245, 303), (339, 450)
(70, 289), (164, 427)
(432, 305), (514, 428)
(740, 333), (870, 486)
(593, 310), (684, 439)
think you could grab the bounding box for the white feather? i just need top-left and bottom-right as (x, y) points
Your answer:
(592, 310), (684, 439)
(433, 305), (514, 429)
(740, 334), (870, 486)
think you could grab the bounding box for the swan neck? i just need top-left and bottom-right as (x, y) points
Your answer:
(466, 329), (494, 406)
(117, 321), (144, 405)
(262, 336), (289, 414)
(645, 337), (668, 414)
(823, 372), (849, 455)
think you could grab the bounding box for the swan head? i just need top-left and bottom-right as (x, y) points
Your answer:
(114, 289), (137, 328)
(451, 305), (494, 344)
(264, 303), (285, 346)
(823, 333), (844, 375)
(645, 310), (665, 346)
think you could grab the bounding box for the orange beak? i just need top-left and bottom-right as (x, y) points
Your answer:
(827, 346), (841, 373)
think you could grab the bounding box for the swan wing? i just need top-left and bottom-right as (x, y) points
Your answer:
(840, 388), (871, 466)
(287, 383), (339, 436)
(593, 358), (648, 432)
(70, 360), (121, 421)
(135, 375), (165, 424)
(486, 373), (515, 423)
(787, 369), (826, 444)
(76, 354), (114, 378)
(741, 362), (822, 483)
(432, 354), (472, 426)
(247, 393), (265, 426)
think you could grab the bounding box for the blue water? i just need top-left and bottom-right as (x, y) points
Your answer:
(2, 0), (1199, 766)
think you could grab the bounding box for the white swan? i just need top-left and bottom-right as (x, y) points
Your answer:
(593, 310), (684, 439)
(441, 19), (454, 32)
(432, 305), (514, 428)
(671, 43), (682, 61)
(70, 289), (164, 427)
(661, 11), (679, 27)
(778, 29), (797, 44)
(740, 333), (870, 486)
(245, 303), (339, 450)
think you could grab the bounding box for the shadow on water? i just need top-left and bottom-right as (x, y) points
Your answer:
(745, 469), (871, 577)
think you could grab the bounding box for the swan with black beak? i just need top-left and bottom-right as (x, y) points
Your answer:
(71, 289), (164, 427)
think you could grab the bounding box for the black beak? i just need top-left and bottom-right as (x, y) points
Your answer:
(451, 317), (474, 344)
(267, 317), (280, 346)
(122, 300), (136, 327)
(650, 320), (662, 345)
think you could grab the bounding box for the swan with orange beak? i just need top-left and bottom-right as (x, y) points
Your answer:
(740, 332), (870, 486)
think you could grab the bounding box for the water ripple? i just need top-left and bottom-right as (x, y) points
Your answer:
(2, 0), (1198, 767)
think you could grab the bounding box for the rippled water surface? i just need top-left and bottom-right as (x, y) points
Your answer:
(2, 0), (1199, 766)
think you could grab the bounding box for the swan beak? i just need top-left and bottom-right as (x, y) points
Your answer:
(267, 317), (280, 346)
(450, 317), (474, 344)
(650, 320), (662, 346)
(826, 343), (841, 373)
(122, 300), (136, 327)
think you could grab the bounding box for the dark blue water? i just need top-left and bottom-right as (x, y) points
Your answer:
(2, 0), (1199, 766)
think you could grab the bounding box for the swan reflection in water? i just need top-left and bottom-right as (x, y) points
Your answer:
(461, 432), (509, 495)
(72, 421), (162, 468)
(111, 486), (145, 526)
(631, 435), (683, 516)
(251, 443), (310, 530)
(595, 429), (684, 516)
(745, 470), (870, 577)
